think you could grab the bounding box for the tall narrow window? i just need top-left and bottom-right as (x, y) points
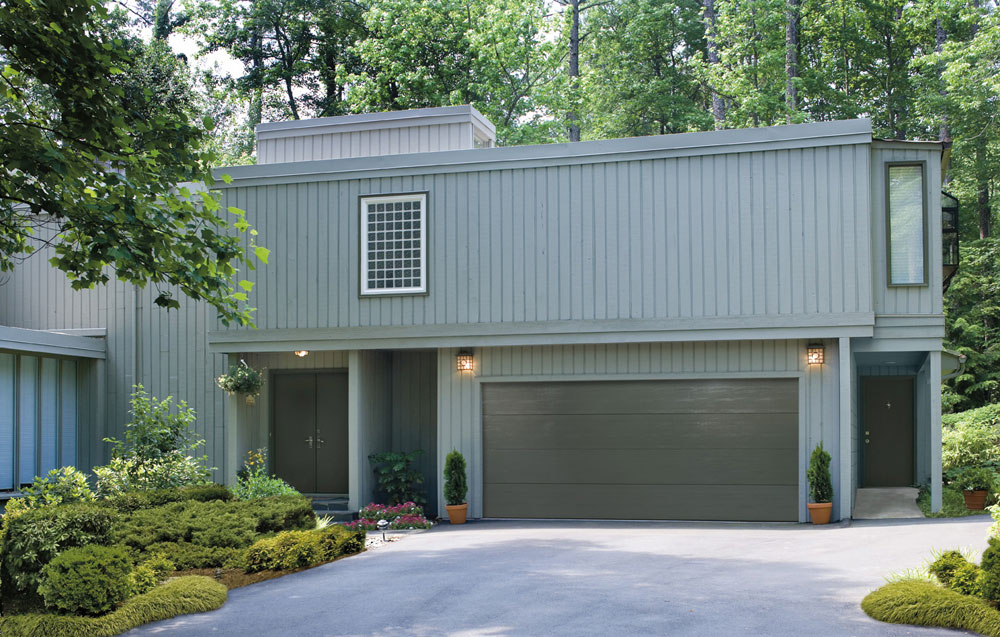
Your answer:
(887, 164), (926, 285)
(360, 193), (427, 295)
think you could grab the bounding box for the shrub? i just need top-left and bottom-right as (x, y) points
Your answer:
(929, 550), (971, 587)
(1, 503), (120, 597)
(94, 386), (212, 496)
(862, 580), (1000, 636)
(231, 449), (300, 501)
(443, 450), (468, 506)
(131, 553), (175, 596)
(139, 542), (245, 571)
(0, 576), (226, 637)
(37, 545), (134, 616)
(807, 442), (833, 503)
(980, 536), (1000, 603)
(3, 467), (95, 518)
(955, 466), (998, 492)
(243, 525), (365, 573)
(369, 450), (425, 506)
(951, 563), (986, 597)
(100, 484), (232, 514)
(942, 404), (1000, 471)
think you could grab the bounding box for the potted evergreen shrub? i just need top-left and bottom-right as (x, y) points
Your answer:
(807, 442), (833, 525)
(443, 449), (468, 525)
(955, 467), (995, 510)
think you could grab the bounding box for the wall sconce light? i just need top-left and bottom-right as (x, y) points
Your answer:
(456, 351), (474, 372)
(806, 344), (825, 366)
(294, 350), (309, 358)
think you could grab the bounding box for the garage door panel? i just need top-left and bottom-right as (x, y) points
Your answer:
(485, 484), (798, 521)
(483, 379), (798, 416)
(485, 448), (797, 486)
(484, 413), (797, 450)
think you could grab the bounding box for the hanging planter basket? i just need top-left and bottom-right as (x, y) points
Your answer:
(216, 360), (264, 406)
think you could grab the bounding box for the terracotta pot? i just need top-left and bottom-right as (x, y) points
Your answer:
(963, 490), (988, 511)
(807, 502), (833, 525)
(445, 503), (468, 525)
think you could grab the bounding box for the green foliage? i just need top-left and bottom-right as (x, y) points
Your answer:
(443, 450), (468, 506)
(917, 484), (991, 519)
(807, 442), (833, 503)
(942, 404), (1000, 470)
(929, 550), (971, 587)
(980, 536), (1000, 604)
(954, 467), (997, 492)
(99, 484), (232, 514)
(0, 503), (120, 597)
(94, 386), (212, 496)
(37, 545), (134, 616)
(216, 362), (264, 397)
(944, 240), (1000, 412)
(951, 563), (986, 598)
(0, 0), (262, 326)
(132, 553), (174, 596)
(0, 576), (227, 637)
(862, 580), (1000, 636)
(242, 525), (365, 573)
(3, 468), (95, 518)
(369, 450), (425, 506)
(231, 449), (299, 501)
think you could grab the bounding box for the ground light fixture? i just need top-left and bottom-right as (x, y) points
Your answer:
(294, 350), (309, 358)
(456, 351), (474, 372)
(377, 518), (389, 541)
(806, 343), (825, 366)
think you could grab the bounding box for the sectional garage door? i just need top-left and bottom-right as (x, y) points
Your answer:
(483, 378), (798, 521)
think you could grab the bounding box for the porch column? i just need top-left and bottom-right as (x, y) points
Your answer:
(930, 350), (943, 513)
(347, 351), (361, 512)
(838, 337), (852, 520)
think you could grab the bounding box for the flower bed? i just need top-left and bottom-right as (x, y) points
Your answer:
(345, 502), (433, 530)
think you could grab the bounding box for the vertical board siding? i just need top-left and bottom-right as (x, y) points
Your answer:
(390, 351), (438, 513)
(437, 339), (841, 521)
(219, 143), (873, 337)
(257, 122), (473, 164)
(60, 361), (78, 468)
(0, 354), (14, 489)
(39, 358), (58, 471)
(357, 351), (392, 504)
(18, 356), (37, 485)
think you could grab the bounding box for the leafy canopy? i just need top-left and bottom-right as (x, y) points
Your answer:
(0, 0), (264, 325)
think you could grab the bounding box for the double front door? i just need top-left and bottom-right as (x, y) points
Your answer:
(272, 371), (349, 494)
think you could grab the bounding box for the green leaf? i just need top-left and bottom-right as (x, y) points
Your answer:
(253, 246), (270, 264)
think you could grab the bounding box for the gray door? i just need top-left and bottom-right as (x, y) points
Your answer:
(862, 377), (914, 487)
(272, 372), (349, 494)
(483, 378), (798, 521)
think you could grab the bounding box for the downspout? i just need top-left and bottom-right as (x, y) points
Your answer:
(942, 350), (966, 381)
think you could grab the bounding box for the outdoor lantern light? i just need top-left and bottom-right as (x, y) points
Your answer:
(456, 351), (474, 372)
(377, 518), (389, 541)
(806, 344), (825, 366)
(294, 350), (309, 358)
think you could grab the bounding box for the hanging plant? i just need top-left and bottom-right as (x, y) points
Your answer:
(216, 360), (264, 405)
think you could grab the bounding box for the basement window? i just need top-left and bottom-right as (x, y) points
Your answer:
(887, 164), (927, 286)
(360, 193), (427, 296)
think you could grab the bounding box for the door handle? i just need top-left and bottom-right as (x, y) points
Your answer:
(316, 435), (325, 448)
(305, 436), (313, 449)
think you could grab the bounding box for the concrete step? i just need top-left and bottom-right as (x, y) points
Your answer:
(314, 510), (356, 523)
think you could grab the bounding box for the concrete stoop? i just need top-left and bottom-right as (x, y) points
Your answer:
(853, 487), (924, 519)
(311, 496), (355, 522)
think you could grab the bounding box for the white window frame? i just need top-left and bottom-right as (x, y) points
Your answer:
(360, 193), (428, 296)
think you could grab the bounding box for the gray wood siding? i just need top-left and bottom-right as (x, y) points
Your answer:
(356, 351), (392, 505)
(437, 339), (842, 522)
(219, 143), (873, 334)
(870, 145), (943, 315)
(258, 123), (472, 164)
(390, 351), (438, 513)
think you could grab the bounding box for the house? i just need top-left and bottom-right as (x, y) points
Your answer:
(0, 105), (958, 522)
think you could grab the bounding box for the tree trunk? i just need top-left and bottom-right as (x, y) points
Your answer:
(785, 0), (800, 121)
(568, 0), (581, 142)
(702, 0), (726, 127)
(979, 145), (991, 238)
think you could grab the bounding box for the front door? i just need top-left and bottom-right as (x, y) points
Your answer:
(862, 376), (914, 487)
(272, 371), (349, 494)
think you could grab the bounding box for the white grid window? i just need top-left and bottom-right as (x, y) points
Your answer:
(361, 193), (427, 295)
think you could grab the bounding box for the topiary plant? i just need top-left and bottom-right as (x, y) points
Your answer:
(38, 544), (135, 616)
(807, 442), (833, 503)
(443, 450), (468, 506)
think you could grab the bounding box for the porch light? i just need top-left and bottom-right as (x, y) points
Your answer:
(294, 350), (309, 358)
(806, 344), (825, 366)
(456, 351), (474, 372)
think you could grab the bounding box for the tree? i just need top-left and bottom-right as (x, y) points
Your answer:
(0, 0), (263, 326)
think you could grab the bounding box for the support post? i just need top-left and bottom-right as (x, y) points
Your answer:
(838, 337), (853, 521)
(930, 350), (943, 513)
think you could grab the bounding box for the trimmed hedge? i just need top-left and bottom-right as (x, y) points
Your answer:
(243, 525), (366, 573)
(38, 545), (134, 616)
(862, 580), (1000, 636)
(99, 484), (232, 514)
(0, 576), (227, 637)
(0, 503), (120, 596)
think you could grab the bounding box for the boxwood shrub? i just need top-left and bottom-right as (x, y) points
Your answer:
(0, 576), (226, 637)
(0, 503), (121, 597)
(99, 484), (232, 514)
(37, 545), (134, 616)
(243, 525), (366, 573)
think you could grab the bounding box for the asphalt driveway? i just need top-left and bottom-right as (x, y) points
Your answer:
(131, 517), (993, 636)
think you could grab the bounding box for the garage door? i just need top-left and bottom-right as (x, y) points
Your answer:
(483, 378), (798, 521)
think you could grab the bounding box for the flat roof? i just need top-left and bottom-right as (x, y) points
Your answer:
(0, 325), (106, 359)
(256, 105), (497, 140)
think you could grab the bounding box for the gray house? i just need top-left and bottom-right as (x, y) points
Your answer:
(0, 106), (956, 522)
